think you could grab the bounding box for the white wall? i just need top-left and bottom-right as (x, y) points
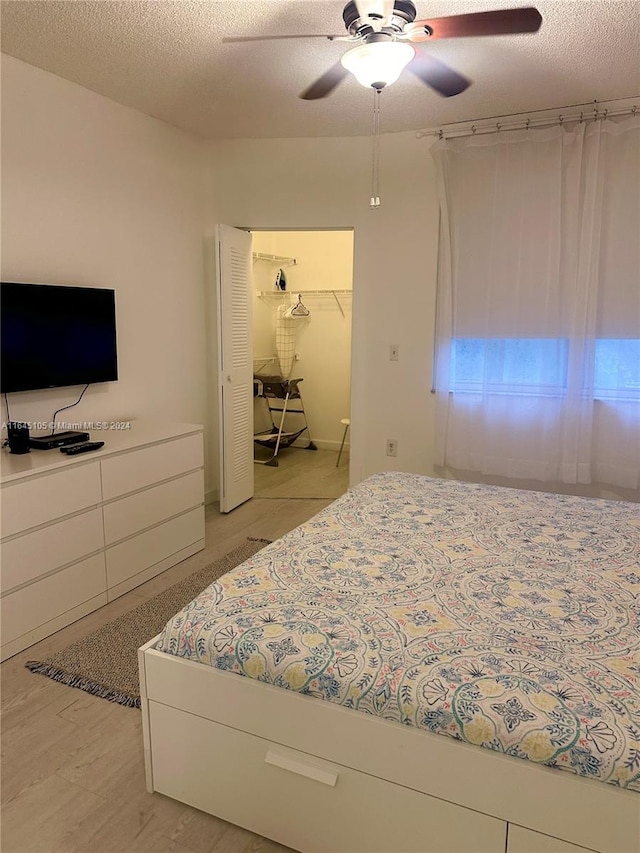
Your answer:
(6, 58), (624, 501)
(207, 133), (635, 502)
(208, 133), (439, 486)
(251, 230), (353, 448)
(1, 57), (207, 447)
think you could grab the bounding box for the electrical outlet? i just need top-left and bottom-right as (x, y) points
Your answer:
(386, 439), (397, 457)
(389, 344), (399, 361)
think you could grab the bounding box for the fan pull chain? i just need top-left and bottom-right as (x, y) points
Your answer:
(370, 88), (382, 208)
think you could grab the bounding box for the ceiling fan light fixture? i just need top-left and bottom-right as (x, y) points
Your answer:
(340, 41), (415, 89)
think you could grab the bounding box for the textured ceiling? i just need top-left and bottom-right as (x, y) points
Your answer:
(1, 0), (639, 139)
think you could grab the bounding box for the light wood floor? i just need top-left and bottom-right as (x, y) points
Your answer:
(254, 447), (349, 500)
(1, 497), (333, 853)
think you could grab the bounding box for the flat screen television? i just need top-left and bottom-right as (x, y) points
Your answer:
(1, 282), (118, 393)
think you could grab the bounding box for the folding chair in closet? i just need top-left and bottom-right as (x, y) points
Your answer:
(253, 376), (317, 467)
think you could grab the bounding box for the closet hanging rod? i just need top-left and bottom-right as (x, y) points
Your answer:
(256, 289), (351, 317)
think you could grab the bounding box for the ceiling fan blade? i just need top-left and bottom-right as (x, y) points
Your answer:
(300, 62), (350, 100)
(223, 33), (347, 44)
(407, 52), (471, 97)
(406, 7), (542, 42)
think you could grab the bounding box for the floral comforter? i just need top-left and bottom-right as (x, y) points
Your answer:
(158, 473), (640, 791)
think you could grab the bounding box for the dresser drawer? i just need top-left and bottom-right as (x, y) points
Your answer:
(149, 702), (506, 853)
(1, 508), (103, 594)
(103, 470), (204, 546)
(100, 433), (203, 500)
(1, 553), (106, 646)
(105, 507), (204, 589)
(1, 463), (101, 538)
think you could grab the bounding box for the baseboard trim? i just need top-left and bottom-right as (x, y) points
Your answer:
(291, 440), (349, 452)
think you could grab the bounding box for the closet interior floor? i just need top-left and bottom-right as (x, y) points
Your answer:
(253, 447), (349, 500)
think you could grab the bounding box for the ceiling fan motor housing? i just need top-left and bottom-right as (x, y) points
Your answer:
(342, 0), (417, 36)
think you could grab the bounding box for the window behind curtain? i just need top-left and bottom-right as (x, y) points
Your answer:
(432, 117), (640, 491)
(450, 337), (639, 400)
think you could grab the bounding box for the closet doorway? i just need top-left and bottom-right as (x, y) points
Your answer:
(251, 229), (354, 500)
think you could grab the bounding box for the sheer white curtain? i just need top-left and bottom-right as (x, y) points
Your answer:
(432, 116), (640, 491)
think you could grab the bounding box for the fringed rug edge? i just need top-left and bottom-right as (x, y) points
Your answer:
(25, 660), (141, 708)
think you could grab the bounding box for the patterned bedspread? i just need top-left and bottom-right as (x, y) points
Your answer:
(158, 473), (640, 791)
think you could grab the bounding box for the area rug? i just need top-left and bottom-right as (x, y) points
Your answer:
(25, 538), (271, 709)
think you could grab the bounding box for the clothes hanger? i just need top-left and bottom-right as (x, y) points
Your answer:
(287, 294), (310, 317)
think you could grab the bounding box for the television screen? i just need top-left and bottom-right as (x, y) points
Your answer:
(1, 282), (118, 393)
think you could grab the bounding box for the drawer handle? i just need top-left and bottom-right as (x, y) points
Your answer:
(264, 750), (338, 787)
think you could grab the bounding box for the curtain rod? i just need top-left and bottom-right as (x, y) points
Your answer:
(417, 99), (639, 140)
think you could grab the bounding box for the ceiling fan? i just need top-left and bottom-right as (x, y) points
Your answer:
(223, 1), (543, 100)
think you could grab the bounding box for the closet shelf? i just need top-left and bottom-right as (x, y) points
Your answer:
(252, 252), (297, 267)
(256, 289), (352, 296)
(256, 289), (352, 318)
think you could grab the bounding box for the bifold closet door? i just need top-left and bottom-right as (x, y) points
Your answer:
(215, 224), (254, 513)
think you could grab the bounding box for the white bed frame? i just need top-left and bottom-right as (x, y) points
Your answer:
(139, 637), (639, 853)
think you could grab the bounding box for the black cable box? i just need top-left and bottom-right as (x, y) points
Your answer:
(30, 431), (91, 450)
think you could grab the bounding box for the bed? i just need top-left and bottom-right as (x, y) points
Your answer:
(139, 473), (639, 853)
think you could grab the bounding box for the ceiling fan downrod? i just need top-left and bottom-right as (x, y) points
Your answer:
(342, 0), (418, 37)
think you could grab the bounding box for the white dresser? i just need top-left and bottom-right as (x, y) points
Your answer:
(0, 422), (205, 661)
